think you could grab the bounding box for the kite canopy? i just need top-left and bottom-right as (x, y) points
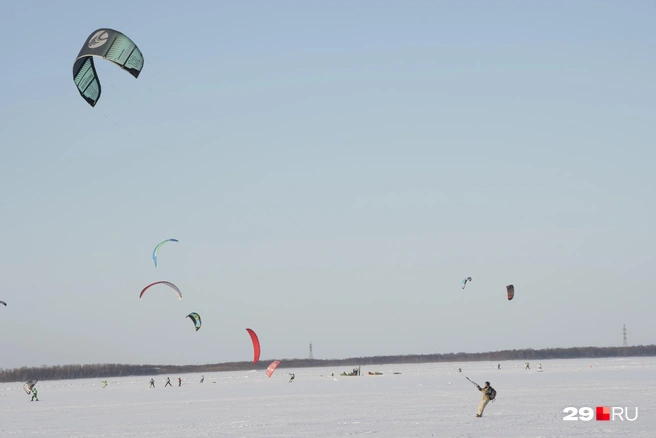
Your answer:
(139, 281), (182, 300)
(246, 328), (261, 364)
(0, 301), (6, 306)
(461, 277), (472, 289)
(506, 285), (515, 301)
(72, 28), (144, 107)
(23, 379), (38, 394)
(186, 312), (202, 331)
(152, 239), (179, 268)
(266, 360), (281, 378)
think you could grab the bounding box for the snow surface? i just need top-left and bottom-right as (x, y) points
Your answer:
(1, 357), (654, 437)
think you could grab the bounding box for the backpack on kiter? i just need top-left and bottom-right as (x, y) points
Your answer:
(487, 386), (497, 401)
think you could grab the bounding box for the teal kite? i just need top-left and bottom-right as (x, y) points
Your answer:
(152, 239), (178, 267)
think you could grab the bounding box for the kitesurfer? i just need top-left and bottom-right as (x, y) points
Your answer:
(149, 378), (155, 388)
(525, 362), (530, 370)
(102, 381), (108, 388)
(165, 377), (172, 387)
(178, 377), (182, 387)
(200, 375), (204, 383)
(475, 381), (494, 417)
(31, 387), (39, 401)
(497, 364), (500, 370)
(289, 373), (295, 383)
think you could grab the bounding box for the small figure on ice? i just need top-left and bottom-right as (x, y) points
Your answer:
(200, 375), (204, 384)
(102, 381), (108, 388)
(178, 377), (182, 387)
(525, 362), (530, 370)
(289, 373), (295, 383)
(149, 378), (155, 388)
(31, 387), (39, 402)
(165, 377), (172, 387)
(497, 364), (501, 370)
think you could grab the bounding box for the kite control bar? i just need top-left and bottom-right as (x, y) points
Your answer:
(464, 376), (480, 387)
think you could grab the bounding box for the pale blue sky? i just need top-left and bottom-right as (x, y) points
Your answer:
(0, 1), (654, 369)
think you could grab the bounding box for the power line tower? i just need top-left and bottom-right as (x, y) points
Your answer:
(309, 341), (314, 360)
(622, 324), (628, 347)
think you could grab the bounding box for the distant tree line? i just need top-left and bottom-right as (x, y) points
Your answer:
(1, 344), (654, 383)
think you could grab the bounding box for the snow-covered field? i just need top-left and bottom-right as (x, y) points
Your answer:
(1, 357), (654, 437)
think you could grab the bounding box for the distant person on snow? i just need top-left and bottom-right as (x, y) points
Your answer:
(102, 381), (108, 388)
(497, 364), (500, 370)
(458, 368), (462, 373)
(525, 362), (530, 370)
(475, 381), (495, 417)
(289, 373), (295, 383)
(200, 375), (204, 383)
(31, 387), (39, 401)
(165, 377), (172, 387)
(149, 379), (155, 388)
(538, 364), (543, 372)
(178, 378), (182, 387)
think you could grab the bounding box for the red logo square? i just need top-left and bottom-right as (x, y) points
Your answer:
(596, 406), (610, 421)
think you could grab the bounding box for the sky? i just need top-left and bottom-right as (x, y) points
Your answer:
(0, 0), (654, 369)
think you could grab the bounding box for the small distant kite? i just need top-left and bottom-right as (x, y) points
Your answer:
(0, 301), (6, 306)
(246, 328), (261, 364)
(186, 312), (202, 331)
(23, 379), (38, 394)
(266, 360), (281, 378)
(506, 285), (515, 301)
(72, 28), (144, 107)
(140, 281), (182, 300)
(152, 239), (179, 268)
(461, 277), (472, 289)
